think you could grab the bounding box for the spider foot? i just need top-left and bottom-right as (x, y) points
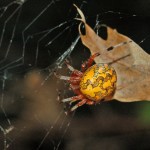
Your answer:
(62, 97), (74, 102)
(62, 95), (83, 103)
(64, 60), (75, 72)
(71, 105), (79, 111)
(70, 99), (87, 111)
(62, 95), (87, 111)
(55, 73), (81, 83)
(59, 75), (70, 80)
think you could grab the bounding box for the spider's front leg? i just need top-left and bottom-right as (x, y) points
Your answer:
(55, 74), (81, 84)
(81, 52), (100, 72)
(54, 62), (83, 84)
(65, 61), (83, 77)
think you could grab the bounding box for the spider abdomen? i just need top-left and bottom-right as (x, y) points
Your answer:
(79, 64), (117, 101)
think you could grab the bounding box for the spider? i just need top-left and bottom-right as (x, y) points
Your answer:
(57, 52), (117, 111)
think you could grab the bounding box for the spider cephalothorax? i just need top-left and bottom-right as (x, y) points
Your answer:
(57, 53), (117, 111)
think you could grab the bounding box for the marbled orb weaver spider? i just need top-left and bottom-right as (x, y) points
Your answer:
(57, 52), (117, 111)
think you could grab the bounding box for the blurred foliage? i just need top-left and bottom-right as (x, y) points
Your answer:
(138, 102), (150, 125)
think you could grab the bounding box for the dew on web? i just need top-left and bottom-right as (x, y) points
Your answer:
(0, 0), (150, 150)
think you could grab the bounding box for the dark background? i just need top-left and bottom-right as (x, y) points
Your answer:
(0, 0), (150, 150)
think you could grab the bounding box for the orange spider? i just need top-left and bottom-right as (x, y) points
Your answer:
(57, 53), (117, 111)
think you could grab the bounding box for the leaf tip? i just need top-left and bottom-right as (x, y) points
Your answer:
(73, 4), (86, 23)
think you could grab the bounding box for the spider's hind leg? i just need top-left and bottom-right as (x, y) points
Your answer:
(62, 95), (84, 103)
(71, 99), (87, 111)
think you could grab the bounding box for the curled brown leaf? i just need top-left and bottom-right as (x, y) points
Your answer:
(75, 5), (150, 102)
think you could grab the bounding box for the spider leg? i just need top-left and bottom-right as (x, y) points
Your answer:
(81, 52), (100, 72)
(65, 61), (75, 72)
(71, 99), (87, 111)
(56, 75), (70, 81)
(86, 100), (95, 105)
(87, 52), (100, 68)
(65, 61), (83, 77)
(55, 73), (81, 83)
(70, 84), (79, 90)
(71, 70), (83, 77)
(62, 95), (84, 103)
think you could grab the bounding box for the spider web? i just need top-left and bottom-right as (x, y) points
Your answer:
(0, 0), (150, 150)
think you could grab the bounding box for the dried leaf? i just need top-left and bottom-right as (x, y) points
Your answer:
(75, 5), (150, 102)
